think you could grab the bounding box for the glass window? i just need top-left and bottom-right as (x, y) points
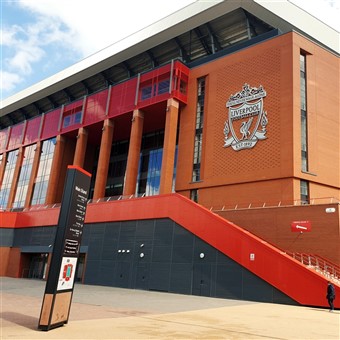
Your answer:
(142, 131), (164, 150)
(192, 77), (206, 182)
(31, 138), (56, 205)
(172, 146), (178, 193)
(299, 55), (305, 73)
(63, 116), (71, 128)
(63, 111), (83, 128)
(12, 144), (35, 209)
(300, 180), (309, 204)
(190, 189), (199, 203)
(157, 79), (170, 95)
(300, 79), (306, 111)
(193, 134), (202, 164)
(141, 86), (152, 100)
(62, 106), (83, 129)
(89, 140), (129, 199)
(0, 150), (18, 209)
(74, 111), (82, 124)
(135, 130), (177, 197)
(300, 53), (308, 172)
(192, 167), (200, 183)
(93, 130), (176, 199)
(137, 148), (163, 197)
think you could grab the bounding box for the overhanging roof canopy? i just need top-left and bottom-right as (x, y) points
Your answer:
(1, 0), (338, 129)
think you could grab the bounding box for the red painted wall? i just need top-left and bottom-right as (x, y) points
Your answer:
(0, 129), (8, 152)
(218, 204), (340, 265)
(40, 108), (62, 141)
(84, 90), (108, 126)
(0, 248), (10, 275)
(175, 31), (340, 207)
(7, 123), (24, 150)
(23, 117), (41, 145)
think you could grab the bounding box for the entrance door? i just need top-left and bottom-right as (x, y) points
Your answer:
(115, 262), (131, 288)
(135, 263), (149, 290)
(192, 263), (212, 297)
(28, 254), (48, 279)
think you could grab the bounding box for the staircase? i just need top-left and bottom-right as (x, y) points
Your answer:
(85, 193), (339, 307)
(285, 252), (340, 285)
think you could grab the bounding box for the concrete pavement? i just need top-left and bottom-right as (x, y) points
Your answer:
(1, 277), (339, 339)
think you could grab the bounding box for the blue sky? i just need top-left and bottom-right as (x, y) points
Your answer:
(1, 0), (339, 101)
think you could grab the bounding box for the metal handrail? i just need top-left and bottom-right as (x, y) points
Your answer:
(87, 194), (144, 204)
(284, 251), (340, 284)
(212, 197), (340, 211)
(3, 196), (339, 213)
(1, 193), (147, 213)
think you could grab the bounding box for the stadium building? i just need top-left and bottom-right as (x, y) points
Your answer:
(1, 0), (339, 308)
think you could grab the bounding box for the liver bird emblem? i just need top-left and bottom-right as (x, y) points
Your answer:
(240, 117), (253, 140)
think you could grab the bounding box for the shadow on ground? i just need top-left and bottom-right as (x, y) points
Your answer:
(1, 311), (39, 330)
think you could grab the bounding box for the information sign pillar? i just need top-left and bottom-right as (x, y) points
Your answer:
(38, 165), (91, 331)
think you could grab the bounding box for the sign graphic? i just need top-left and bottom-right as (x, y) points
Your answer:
(224, 84), (268, 151)
(291, 221), (312, 232)
(57, 257), (78, 291)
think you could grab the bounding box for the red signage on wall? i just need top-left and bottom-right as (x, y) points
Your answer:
(291, 221), (312, 232)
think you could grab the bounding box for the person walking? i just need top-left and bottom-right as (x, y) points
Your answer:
(326, 281), (336, 312)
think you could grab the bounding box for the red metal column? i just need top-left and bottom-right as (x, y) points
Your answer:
(93, 119), (114, 200)
(24, 142), (42, 208)
(159, 98), (179, 194)
(6, 147), (24, 209)
(73, 127), (88, 168)
(45, 135), (66, 205)
(123, 110), (144, 196)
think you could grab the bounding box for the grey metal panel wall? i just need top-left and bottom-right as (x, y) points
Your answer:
(6, 220), (297, 305)
(0, 228), (14, 246)
(81, 218), (297, 305)
(13, 226), (56, 247)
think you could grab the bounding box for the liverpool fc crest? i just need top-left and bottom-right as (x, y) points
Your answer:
(223, 84), (268, 151)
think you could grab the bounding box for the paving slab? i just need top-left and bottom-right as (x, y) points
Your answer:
(0, 277), (339, 339)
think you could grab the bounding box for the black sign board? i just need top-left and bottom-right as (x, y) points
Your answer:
(38, 166), (91, 331)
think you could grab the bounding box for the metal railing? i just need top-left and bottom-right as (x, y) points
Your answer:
(87, 193), (145, 205)
(3, 196), (339, 213)
(0, 193), (147, 213)
(284, 251), (340, 284)
(212, 197), (340, 212)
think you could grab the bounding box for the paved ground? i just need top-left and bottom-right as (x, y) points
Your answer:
(0, 277), (339, 339)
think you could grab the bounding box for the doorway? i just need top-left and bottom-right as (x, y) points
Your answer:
(27, 254), (48, 279)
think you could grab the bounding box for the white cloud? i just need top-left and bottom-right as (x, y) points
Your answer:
(0, 71), (23, 92)
(1, 25), (21, 46)
(17, 0), (196, 56)
(9, 48), (44, 74)
(1, 13), (75, 74)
